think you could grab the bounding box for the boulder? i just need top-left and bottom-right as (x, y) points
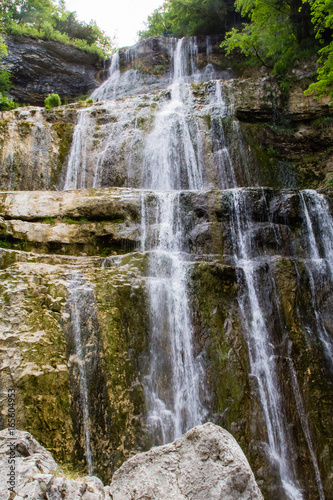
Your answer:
(109, 422), (264, 500)
(0, 429), (111, 500)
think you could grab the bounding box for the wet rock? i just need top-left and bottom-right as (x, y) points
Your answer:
(109, 422), (263, 499)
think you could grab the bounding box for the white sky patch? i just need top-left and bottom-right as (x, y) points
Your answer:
(63, 0), (164, 48)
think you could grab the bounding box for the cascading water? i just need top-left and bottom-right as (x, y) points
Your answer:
(142, 193), (205, 443)
(228, 189), (303, 500)
(92, 50), (120, 102)
(66, 273), (94, 474)
(300, 190), (333, 368)
(141, 38), (207, 443)
(7, 121), (16, 189)
(64, 110), (89, 190)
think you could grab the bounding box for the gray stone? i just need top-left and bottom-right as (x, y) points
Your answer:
(109, 422), (264, 500)
(0, 429), (111, 500)
(2, 35), (103, 106)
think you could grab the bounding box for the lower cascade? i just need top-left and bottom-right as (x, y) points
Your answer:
(0, 35), (333, 500)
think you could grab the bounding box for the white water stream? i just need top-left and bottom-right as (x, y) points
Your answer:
(141, 38), (206, 443)
(67, 273), (94, 475)
(300, 190), (333, 368)
(229, 189), (303, 500)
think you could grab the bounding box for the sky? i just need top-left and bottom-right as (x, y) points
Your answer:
(63, 0), (164, 48)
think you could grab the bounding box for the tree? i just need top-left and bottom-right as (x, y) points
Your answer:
(17, 0), (55, 27)
(304, 0), (333, 99)
(139, 0), (240, 39)
(0, 0), (115, 58)
(0, 0), (25, 23)
(0, 34), (17, 109)
(222, 0), (315, 75)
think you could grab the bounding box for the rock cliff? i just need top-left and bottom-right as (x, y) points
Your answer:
(0, 74), (332, 191)
(2, 35), (104, 106)
(0, 186), (332, 497)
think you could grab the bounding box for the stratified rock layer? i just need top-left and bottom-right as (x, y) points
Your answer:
(2, 35), (103, 106)
(110, 422), (264, 500)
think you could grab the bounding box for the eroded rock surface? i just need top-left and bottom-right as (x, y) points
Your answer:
(0, 425), (262, 500)
(2, 35), (103, 106)
(0, 429), (111, 499)
(110, 423), (263, 500)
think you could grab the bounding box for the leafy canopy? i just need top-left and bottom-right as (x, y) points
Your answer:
(304, 0), (333, 99)
(222, 0), (333, 99)
(222, 0), (315, 74)
(139, 0), (239, 39)
(0, 0), (115, 58)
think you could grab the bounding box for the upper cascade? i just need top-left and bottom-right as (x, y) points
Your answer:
(92, 36), (232, 102)
(62, 36), (256, 192)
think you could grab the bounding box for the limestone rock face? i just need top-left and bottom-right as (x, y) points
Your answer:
(0, 429), (111, 499)
(2, 35), (103, 106)
(109, 422), (264, 500)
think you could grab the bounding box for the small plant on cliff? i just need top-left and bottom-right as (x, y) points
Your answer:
(0, 93), (18, 111)
(45, 93), (61, 109)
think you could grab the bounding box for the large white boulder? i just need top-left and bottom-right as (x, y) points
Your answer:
(109, 422), (264, 499)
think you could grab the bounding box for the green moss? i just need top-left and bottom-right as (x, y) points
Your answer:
(93, 268), (150, 474)
(190, 262), (250, 433)
(311, 116), (333, 129)
(0, 238), (27, 250)
(17, 121), (33, 138)
(43, 217), (56, 225)
(191, 82), (204, 97)
(203, 114), (211, 130)
(51, 122), (75, 185)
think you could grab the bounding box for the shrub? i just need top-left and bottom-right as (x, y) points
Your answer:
(45, 93), (61, 109)
(0, 93), (18, 111)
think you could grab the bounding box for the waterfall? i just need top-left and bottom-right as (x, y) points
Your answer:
(66, 273), (94, 474)
(56, 35), (331, 497)
(143, 38), (203, 190)
(64, 110), (89, 190)
(228, 189), (303, 500)
(92, 50), (120, 102)
(7, 121), (16, 189)
(300, 190), (333, 368)
(288, 352), (325, 500)
(140, 38), (210, 443)
(142, 193), (205, 443)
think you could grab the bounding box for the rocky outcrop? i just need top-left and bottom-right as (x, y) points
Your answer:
(109, 423), (264, 499)
(2, 35), (104, 105)
(0, 429), (111, 499)
(0, 76), (332, 192)
(0, 425), (262, 500)
(0, 105), (79, 191)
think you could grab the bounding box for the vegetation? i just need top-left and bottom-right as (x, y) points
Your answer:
(0, 33), (18, 110)
(141, 0), (333, 100)
(304, 0), (333, 99)
(0, 0), (115, 59)
(45, 92), (61, 109)
(221, 0), (333, 99)
(138, 0), (241, 38)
